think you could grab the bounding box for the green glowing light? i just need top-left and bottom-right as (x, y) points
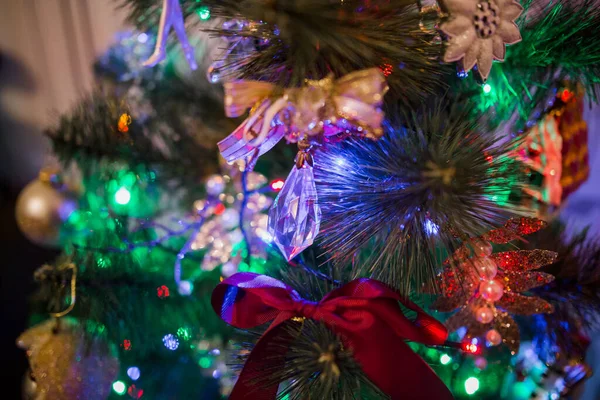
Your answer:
(197, 6), (210, 20)
(465, 377), (480, 395)
(483, 83), (492, 94)
(237, 262), (250, 272)
(177, 327), (192, 341)
(112, 381), (126, 395)
(114, 187), (131, 205)
(440, 354), (452, 365)
(97, 257), (111, 269)
(199, 356), (212, 368)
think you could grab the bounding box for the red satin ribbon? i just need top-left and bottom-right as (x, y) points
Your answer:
(212, 273), (453, 399)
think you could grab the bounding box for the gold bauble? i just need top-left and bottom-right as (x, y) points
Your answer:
(15, 174), (77, 247)
(22, 370), (39, 400)
(17, 318), (119, 400)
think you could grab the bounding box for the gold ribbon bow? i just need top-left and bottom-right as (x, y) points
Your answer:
(219, 68), (389, 164)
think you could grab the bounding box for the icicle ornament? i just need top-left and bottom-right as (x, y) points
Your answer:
(268, 142), (321, 261)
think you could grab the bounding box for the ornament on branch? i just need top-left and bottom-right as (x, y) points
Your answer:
(268, 140), (322, 261)
(512, 86), (590, 210)
(439, 0), (523, 80)
(219, 68), (387, 260)
(142, 0), (197, 70)
(22, 370), (39, 400)
(16, 169), (78, 247)
(431, 218), (557, 354)
(187, 160), (273, 275)
(16, 318), (119, 400)
(212, 272), (453, 400)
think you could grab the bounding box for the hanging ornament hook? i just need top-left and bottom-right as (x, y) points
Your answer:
(142, 0), (198, 70)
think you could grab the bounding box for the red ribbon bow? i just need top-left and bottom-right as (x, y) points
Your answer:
(212, 273), (453, 399)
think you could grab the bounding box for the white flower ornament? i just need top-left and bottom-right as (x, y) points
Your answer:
(440, 0), (523, 80)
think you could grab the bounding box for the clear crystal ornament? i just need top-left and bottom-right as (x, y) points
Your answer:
(267, 164), (321, 260)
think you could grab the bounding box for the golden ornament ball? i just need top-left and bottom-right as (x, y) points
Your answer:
(21, 370), (39, 400)
(15, 171), (77, 247)
(17, 318), (119, 400)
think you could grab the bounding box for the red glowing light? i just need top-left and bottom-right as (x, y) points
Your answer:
(214, 203), (226, 215)
(122, 339), (132, 351)
(128, 384), (144, 399)
(270, 179), (285, 191)
(380, 63), (394, 77)
(559, 89), (574, 103)
(157, 285), (170, 298)
(462, 342), (481, 355)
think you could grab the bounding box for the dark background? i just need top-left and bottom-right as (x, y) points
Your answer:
(0, 185), (58, 398)
(0, 49), (59, 398)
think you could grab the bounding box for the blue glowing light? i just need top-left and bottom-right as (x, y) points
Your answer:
(334, 157), (346, 167)
(127, 366), (141, 381)
(424, 220), (439, 236)
(178, 280), (193, 296)
(137, 33), (148, 43)
(162, 334), (180, 350)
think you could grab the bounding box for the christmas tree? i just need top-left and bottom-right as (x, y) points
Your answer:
(14, 0), (600, 399)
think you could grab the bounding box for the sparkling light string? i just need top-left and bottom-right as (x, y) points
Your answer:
(174, 213), (208, 285)
(73, 169), (283, 289)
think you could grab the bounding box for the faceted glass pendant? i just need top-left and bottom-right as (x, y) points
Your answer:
(268, 165), (321, 261)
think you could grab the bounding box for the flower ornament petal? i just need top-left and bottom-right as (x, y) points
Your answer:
(443, 29), (477, 62)
(441, 0), (479, 17)
(483, 217), (548, 244)
(439, 0), (523, 80)
(501, 271), (555, 292)
(490, 250), (558, 272)
(463, 40), (481, 71)
(500, 0), (524, 23)
(436, 218), (556, 353)
(441, 15), (474, 36)
(497, 20), (522, 44)
(477, 39), (494, 79)
(496, 292), (554, 315)
(492, 35), (506, 60)
(431, 268), (478, 312)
